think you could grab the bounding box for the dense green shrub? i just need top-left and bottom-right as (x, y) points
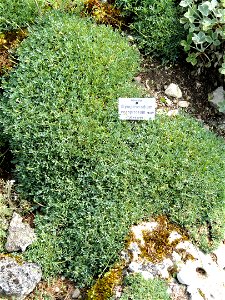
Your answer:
(0, 127), (7, 166)
(115, 0), (185, 61)
(1, 11), (225, 286)
(114, 274), (170, 300)
(0, 129), (6, 149)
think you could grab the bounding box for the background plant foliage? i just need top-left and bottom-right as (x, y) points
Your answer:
(0, 11), (225, 287)
(115, 0), (185, 61)
(180, 0), (225, 110)
(0, 0), (43, 32)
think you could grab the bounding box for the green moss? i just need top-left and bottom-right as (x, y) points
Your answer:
(198, 288), (206, 300)
(175, 248), (195, 262)
(0, 253), (24, 265)
(127, 216), (188, 263)
(87, 264), (123, 300)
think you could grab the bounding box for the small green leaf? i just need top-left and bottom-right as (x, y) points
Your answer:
(180, 17), (188, 24)
(219, 63), (225, 74)
(181, 40), (191, 51)
(189, 23), (197, 32)
(186, 53), (198, 65)
(192, 32), (207, 44)
(207, 0), (218, 10)
(205, 35), (213, 43)
(184, 8), (196, 23)
(180, 0), (193, 8)
(198, 3), (210, 17)
(201, 17), (214, 31)
(212, 39), (221, 46)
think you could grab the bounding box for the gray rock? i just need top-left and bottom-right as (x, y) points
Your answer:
(5, 212), (36, 252)
(165, 83), (182, 99)
(209, 86), (225, 113)
(0, 257), (42, 300)
(128, 242), (141, 261)
(168, 280), (188, 300)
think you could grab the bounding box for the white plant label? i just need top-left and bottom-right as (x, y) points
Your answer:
(118, 98), (156, 120)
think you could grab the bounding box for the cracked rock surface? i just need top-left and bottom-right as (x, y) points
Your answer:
(5, 212), (36, 252)
(0, 257), (42, 299)
(119, 217), (225, 300)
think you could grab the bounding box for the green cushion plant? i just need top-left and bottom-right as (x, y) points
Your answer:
(115, 274), (171, 300)
(0, 11), (224, 287)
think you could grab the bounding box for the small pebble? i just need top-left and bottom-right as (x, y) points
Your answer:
(127, 35), (134, 41)
(165, 97), (172, 106)
(72, 288), (81, 299)
(165, 83), (182, 99)
(204, 125), (210, 130)
(167, 109), (179, 117)
(139, 270), (154, 280)
(178, 101), (190, 108)
(54, 287), (60, 293)
(134, 76), (142, 83)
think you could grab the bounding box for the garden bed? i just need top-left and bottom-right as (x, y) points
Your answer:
(0, 1), (224, 299)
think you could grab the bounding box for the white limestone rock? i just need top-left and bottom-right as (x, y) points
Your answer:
(139, 270), (154, 280)
(212, 242), (225, 269)
(131, 221), (158, 246)
(5, 212), (36, 252)
(165, 83), (182, 99)
(177, 258), (225, 300)
(165, 97), (172, 106)
(156, 258), (174, 279)
(128, 262), (140, 273)
(168, 231), (182, 243)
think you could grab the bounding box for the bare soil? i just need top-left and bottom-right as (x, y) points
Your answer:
(137, 56), (225, 139)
